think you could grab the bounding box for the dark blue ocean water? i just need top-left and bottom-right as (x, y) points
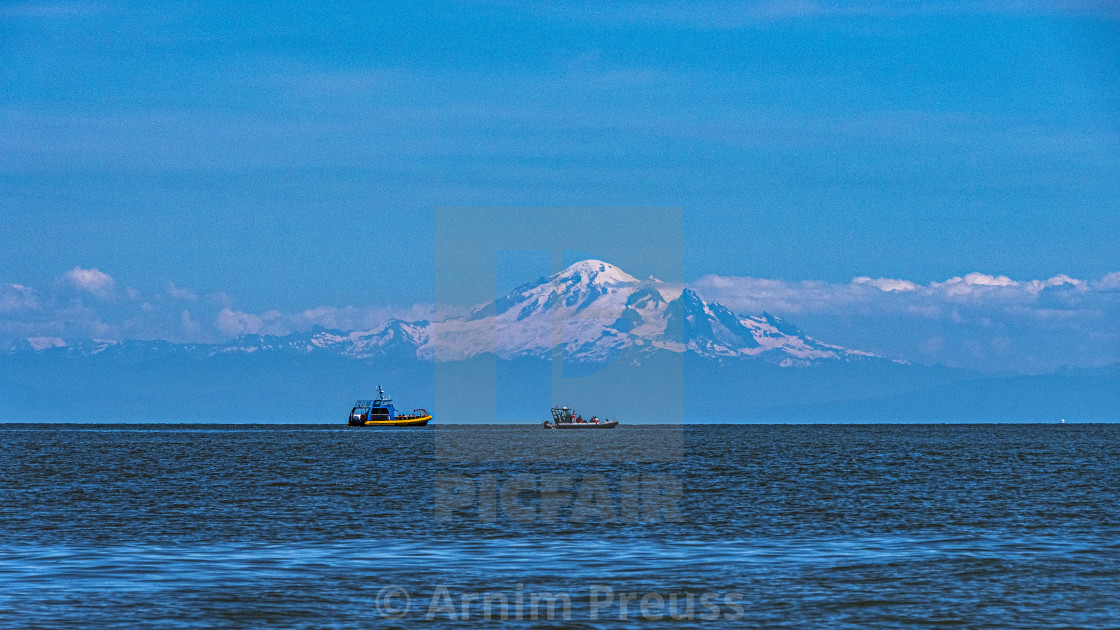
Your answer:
(1, 424), (1117, 628)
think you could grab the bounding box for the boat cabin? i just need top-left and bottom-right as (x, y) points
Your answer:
(551, 406), (575, 424)
(351, 386), (397, 423)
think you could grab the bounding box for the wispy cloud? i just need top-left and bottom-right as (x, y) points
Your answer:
(694, 270), (1111, 314)
(1096, 271), (1120, 291)
(502, 0), (1120, 28)
(1, 269), (453, 347)
(164, 282), (197, 301)
(62, 266), (116, 298)
(211, 303), (452, 338)
(0, 283), (39, 314)
(693, 270), (1120, 373)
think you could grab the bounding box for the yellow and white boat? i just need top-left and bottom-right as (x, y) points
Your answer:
(347, 386), (432, 427)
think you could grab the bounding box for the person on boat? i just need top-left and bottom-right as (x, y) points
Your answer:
(590, 416), (599, 424)
(575, 414), (584, 423)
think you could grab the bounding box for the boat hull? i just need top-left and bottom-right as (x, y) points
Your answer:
(543, 420), (618, 429)
(351, 415), (433, 427)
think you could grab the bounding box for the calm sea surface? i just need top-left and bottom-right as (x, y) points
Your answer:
(1, 424), (1117, 628)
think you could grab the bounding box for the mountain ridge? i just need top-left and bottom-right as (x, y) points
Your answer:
(5, 259), (887, 368)
(10, 259), (1111, 422)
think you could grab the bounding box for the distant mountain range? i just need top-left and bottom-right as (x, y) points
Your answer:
(8, 260), (883, 365)
(3, 260), (1116, 422)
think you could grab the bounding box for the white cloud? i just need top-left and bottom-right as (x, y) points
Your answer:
(165, 282), (197, 301)
(930, 273), (1019, 298)
(216, 308), (266, 337)
(694, 270), (1116, 319)
(4, 273), (454, 347)
(213, 304), (450, 339)
(1044, 274), (1084, 288)
(296, 303), (455, 332)
(1, 283), (39, 313)
(180, 309), (200, 337)
(693, 270), (1120, 373)
(25, 336), (65, 350)
(853, 277), (918, 292)
(1093, 271), (1120, 291)
(62, 267), (116, 298)
(961, 272), (1017, 287)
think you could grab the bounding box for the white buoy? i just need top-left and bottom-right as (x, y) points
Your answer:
(1060, 418), (1066, 423)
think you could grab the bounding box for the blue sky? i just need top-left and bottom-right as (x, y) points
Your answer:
(2, 1), (1118, 372)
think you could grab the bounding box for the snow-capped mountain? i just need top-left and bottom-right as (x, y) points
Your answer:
(408, 259), (876, 364)
(205, 259), (877, 366)
(6, 260), (880, 366)
(7, 260), (1117, 423)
